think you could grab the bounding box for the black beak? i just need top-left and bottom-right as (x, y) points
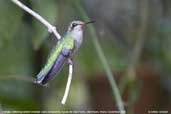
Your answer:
(85, 21), (96, 25)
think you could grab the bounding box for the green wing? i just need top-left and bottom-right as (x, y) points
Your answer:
(35, 34), (74, 83)
(35, 43), (63, 83)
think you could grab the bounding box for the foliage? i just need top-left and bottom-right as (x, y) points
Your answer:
(0, 0), (170, 113)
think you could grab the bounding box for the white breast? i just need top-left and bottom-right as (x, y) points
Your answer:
(71, 29), (83, 49)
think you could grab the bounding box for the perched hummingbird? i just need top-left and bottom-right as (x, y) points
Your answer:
(35, 20), (95, 85)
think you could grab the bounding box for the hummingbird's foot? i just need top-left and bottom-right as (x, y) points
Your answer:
(68, 58), (73, 65)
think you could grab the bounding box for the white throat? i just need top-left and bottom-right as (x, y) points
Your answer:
(70, 29), (83, 49)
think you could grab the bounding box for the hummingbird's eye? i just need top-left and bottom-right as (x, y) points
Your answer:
(72, 23), (77, 28)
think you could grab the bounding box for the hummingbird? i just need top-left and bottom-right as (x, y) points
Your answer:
(35, 20), (95, 85)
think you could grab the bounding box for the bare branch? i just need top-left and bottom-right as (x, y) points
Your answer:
(11, 0), (61, 40)
(61, 62), (73, 105)
(11, 0), (74, 105)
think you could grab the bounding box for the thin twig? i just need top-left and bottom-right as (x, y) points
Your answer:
(11, 0), (61, 40)
(125, 1), (149, 114)
(75, 1), (125, 112)
(61, 64), (73, 105)
(11, 0), (73, 105)
(119, 0), (149, 95)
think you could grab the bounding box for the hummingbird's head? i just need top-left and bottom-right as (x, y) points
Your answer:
(67, 20), (95, 32)
(67, 20), (95, 49)
(67, 21), (84, 32)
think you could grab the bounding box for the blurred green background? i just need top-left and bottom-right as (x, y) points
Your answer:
(0, 0), (171, 114)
